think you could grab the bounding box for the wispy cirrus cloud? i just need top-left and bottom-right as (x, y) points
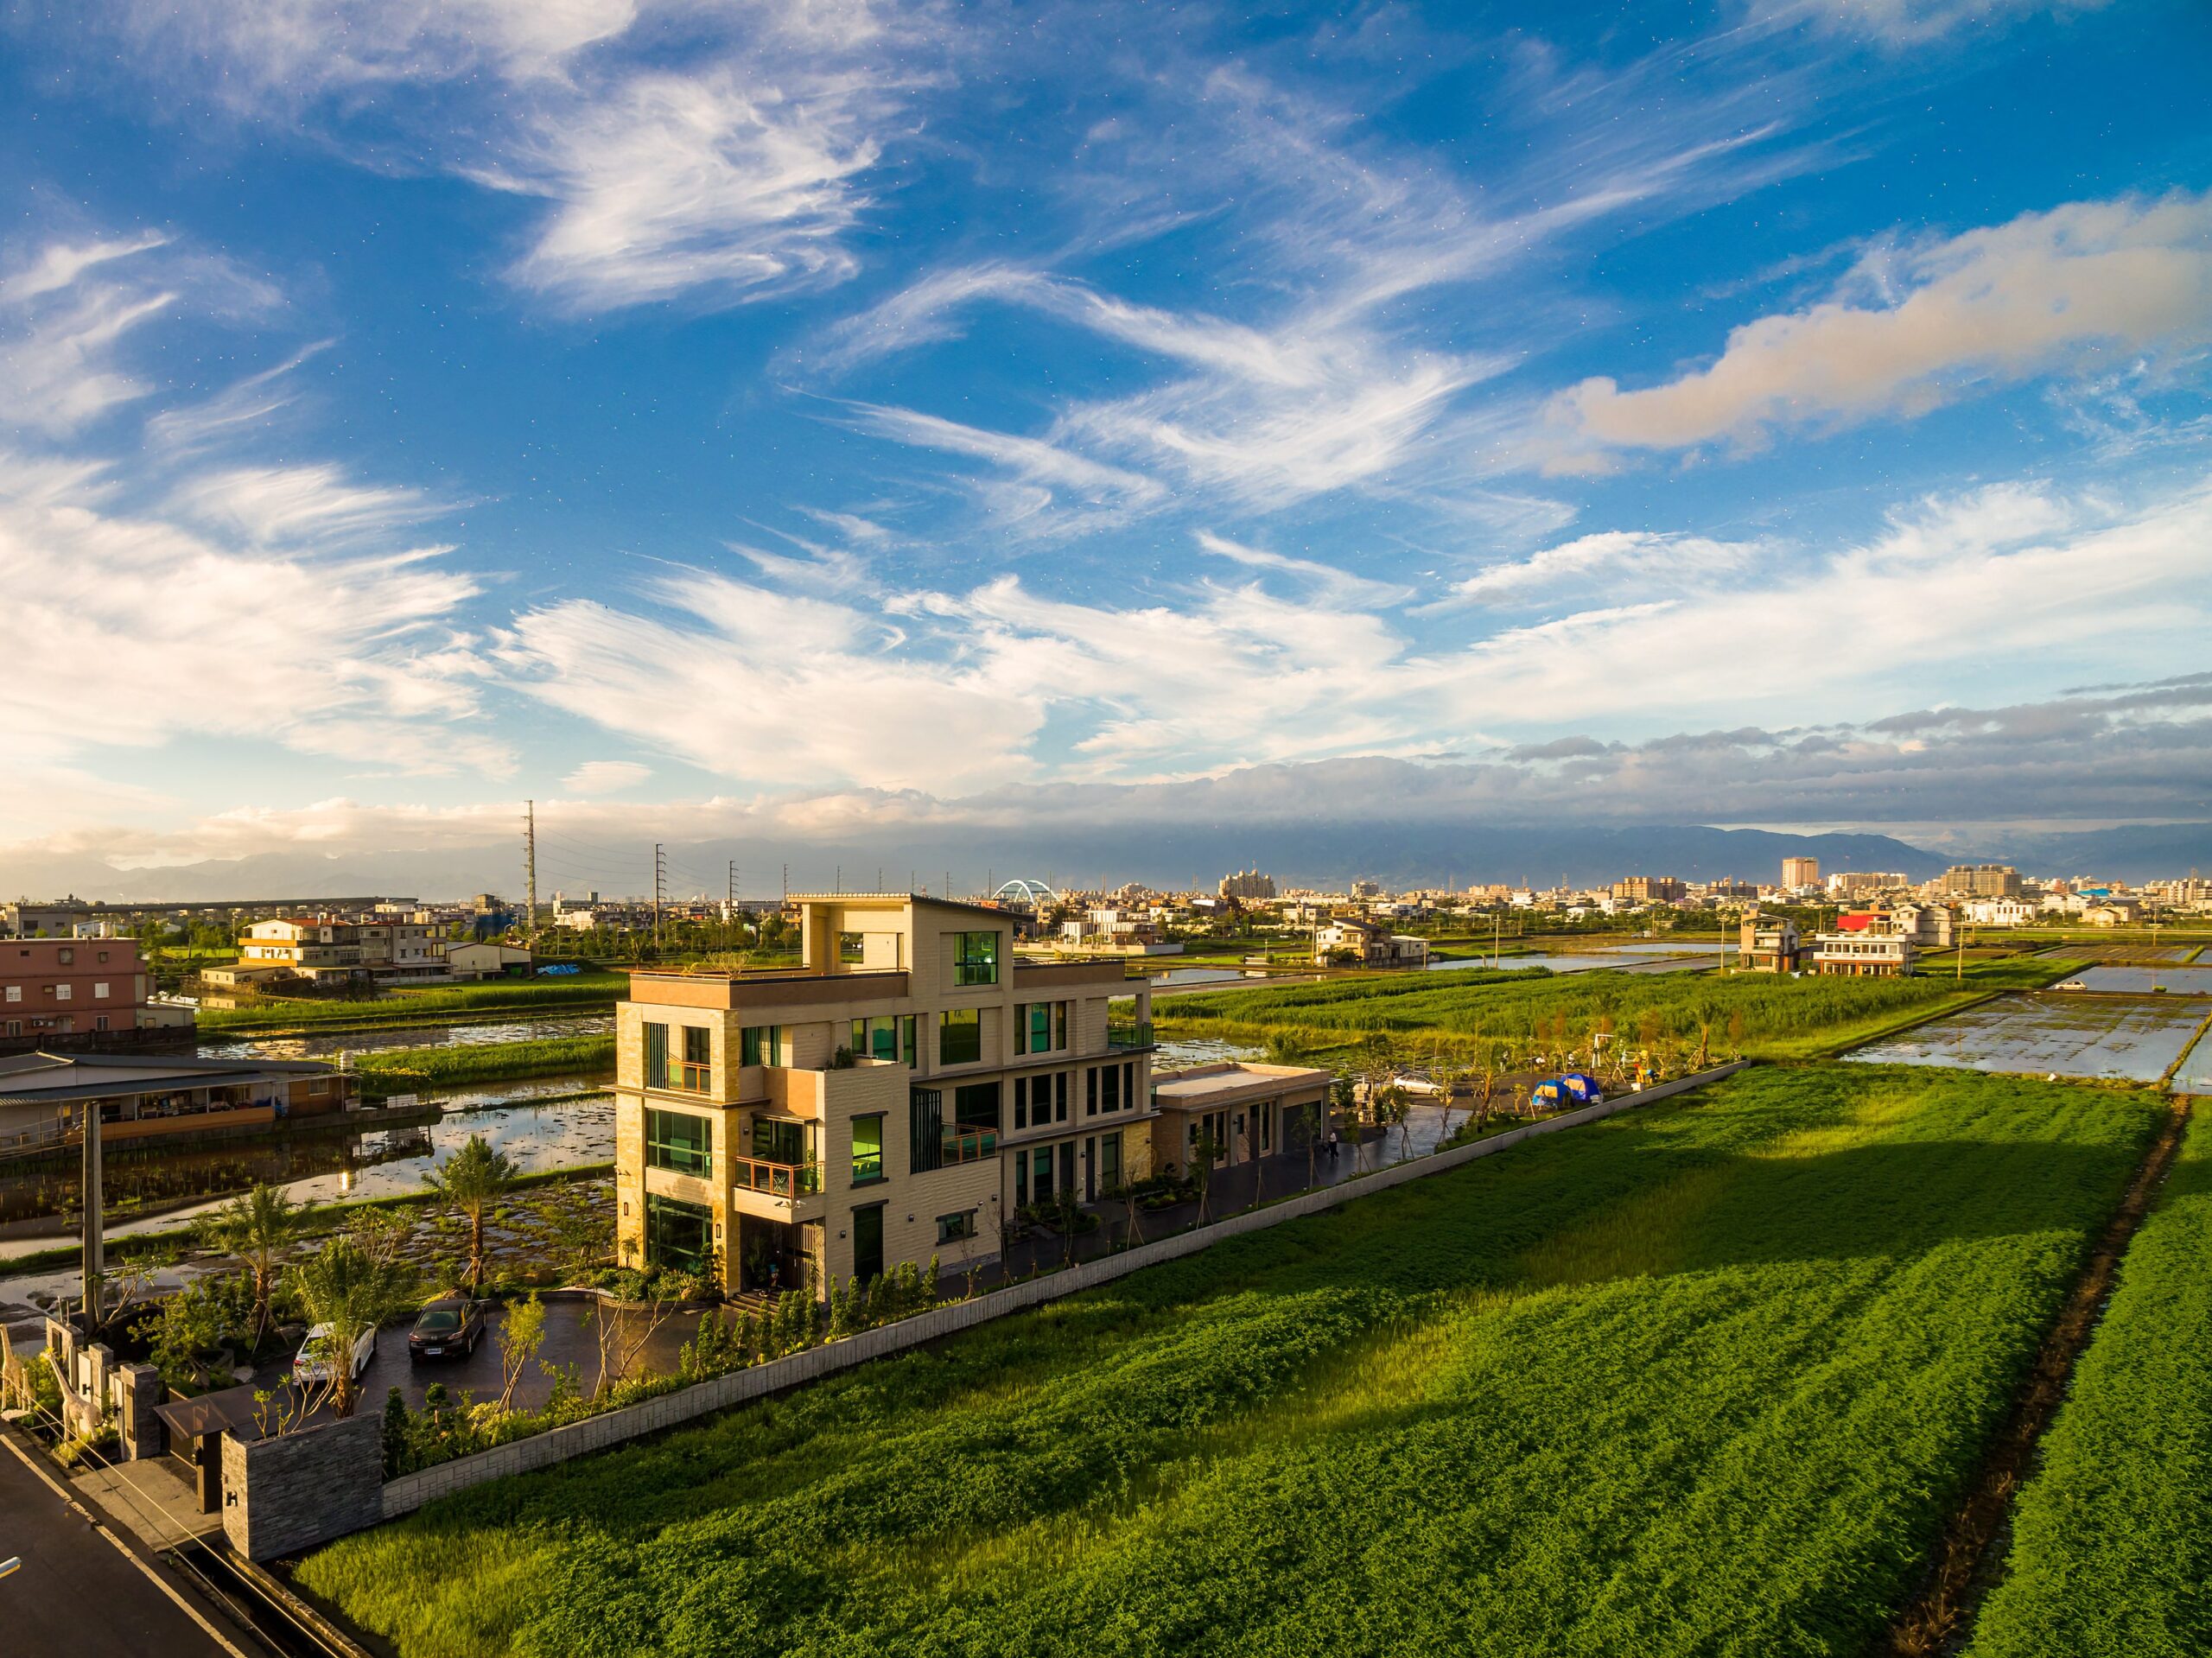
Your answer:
(69, 0), (935, 316)
(0, 224), (501, 787)
(1540, 189), (2212, 471)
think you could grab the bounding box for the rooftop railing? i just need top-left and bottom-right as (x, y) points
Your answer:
(1106, 1020), (1154, 1051)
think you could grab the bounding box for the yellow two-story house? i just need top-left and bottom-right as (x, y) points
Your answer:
(613, 894), (1158, 1296)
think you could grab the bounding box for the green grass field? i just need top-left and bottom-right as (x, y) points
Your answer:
(1966, 1100), (2212, 1658)
(195, 971), (632, 1032)
(297, 1064), (2158, 1658)
(1154, 955), (2077, 1066)
(351, 1034), (616, 1096)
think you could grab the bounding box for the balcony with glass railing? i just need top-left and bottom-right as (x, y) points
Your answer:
(1106, 1020), (1154, 1051)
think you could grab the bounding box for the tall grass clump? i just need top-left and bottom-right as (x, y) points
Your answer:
(353, 1034), (614, 1096)
(297, 1065), (2161, 1658)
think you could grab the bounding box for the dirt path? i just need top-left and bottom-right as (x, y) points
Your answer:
(1879, 1093), (2195, 1656)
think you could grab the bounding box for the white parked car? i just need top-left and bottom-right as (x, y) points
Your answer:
(293, 1321), (377, 1386)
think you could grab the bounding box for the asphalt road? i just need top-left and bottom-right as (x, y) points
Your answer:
(280, 1299), (702, 1413)
(0, 1432), (238, 1658)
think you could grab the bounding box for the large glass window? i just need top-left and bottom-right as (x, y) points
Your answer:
(939, 1007), (981, 1065)
(954, 1081), (1001, 1130)
(645, 1109), (712, 1177)
(645, 1194), (712, 1274)
(677, 1026), (712, 1093)
(900, 1015), (917, 1069)
(644, 1020), (670, 1089)
(849, 1015), (900, 1062)
(839, 931), (866, 964)
(1100, 1130), (1122, 1192)
(852, 1114), (885, 1185)
(1014, 1075), (1031, 1131)
(741, 1025), (785, 1066)
(751, 1116), (808, 1166)
(953, 931), (1000, 988)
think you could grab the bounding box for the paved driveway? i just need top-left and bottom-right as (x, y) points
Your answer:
(283, 1298), (703, 1413)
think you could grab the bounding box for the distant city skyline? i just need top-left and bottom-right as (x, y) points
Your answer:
(1, 1), (2207, 881)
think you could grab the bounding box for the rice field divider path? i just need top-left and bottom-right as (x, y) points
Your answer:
(1879, 1091), (2196, 1658)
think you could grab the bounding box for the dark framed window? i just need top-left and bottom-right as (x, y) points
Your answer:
(852, 1114), (885, 1185)
(1014, 1076), (1030, 1131)
(839, 931), (866, 964)
(741, 1025), (784, 1066)
(645, 1109), (712, 1176)
(644, 1021), (670, 1089)
(1100, 1130), (1122, 1191)
(900, 1015), (917, 1068)
(1085, 1067), (1098, 1116)
(939, 1007), (981, 1065)
(850, 1015), (900, 1063)
(683, 1026), (711, 1065)
(1055, 1071), (1069, 1122)
(645, 1194), (712, 1273)
(936, 1210), (977, 1244)
(751, 1116), (807, 1166)
(1103, 1064), (1122, 1112)
(953, 931), (1000, 988)
(954, 1081), (1001, 1130)
(1020, 1001), (1054, 1054)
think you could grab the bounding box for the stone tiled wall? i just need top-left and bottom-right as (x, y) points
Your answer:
(222, 1412), (383, 1562)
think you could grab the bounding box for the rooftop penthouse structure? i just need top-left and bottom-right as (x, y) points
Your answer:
(614, 894), (1160, 1297)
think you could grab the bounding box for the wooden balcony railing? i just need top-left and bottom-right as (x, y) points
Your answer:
(671, 1062), (714, 1094)
(732, 1157), (822, 1199)
(941, 1124), (997, 1166)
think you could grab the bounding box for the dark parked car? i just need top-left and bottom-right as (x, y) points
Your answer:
(407, 1299), (486, 1361)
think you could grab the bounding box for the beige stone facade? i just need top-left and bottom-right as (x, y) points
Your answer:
(613, 894), (1158, 1296)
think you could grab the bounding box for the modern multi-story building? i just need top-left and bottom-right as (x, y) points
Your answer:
(2, 938), (149, 1040)
(1, 898), (94, 938)
(1808, 929), (1916, 977)
(236, 917), (448, 982)
(1942, 863), (2022, 898)
(1611, 875), (1687, 904)
(1824, 871), (1907, 901)
(1737, 915), (1801, 973)
(1218, 869), (1278, 900)
(1779, 856), (1821, 890)
(613, 894), (1158, 1296)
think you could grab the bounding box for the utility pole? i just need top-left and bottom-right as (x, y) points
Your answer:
(524, 799), (538, 947)
(781, 862), (789, 904)
(81, 1101), (103, 1327)
(727, 861), (736, 916)
(653, 843), (666, 954)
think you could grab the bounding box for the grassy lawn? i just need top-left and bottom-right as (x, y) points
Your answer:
(352, 1034), (616, 1096)
(298, 1064), (2158, 1658)
(196, 971), (633, 1032)
(1966, 1100), (2212, 1658)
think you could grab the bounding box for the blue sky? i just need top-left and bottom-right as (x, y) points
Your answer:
(1, 0), (2208, 889)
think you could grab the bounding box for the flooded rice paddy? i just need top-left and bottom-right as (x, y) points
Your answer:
(200, 1012), (613, 1062)
(1847, 991), (2210, 1083)
(2056, 965), (2212, 995)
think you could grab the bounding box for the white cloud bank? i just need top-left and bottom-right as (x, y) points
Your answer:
(1542, 190), (2212, 469)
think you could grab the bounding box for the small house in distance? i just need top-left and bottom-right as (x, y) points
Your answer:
(1738, 914), (1801, 974)
(446, 941), (535, 980)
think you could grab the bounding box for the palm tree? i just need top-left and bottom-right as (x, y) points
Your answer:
(293, 1237), (413, 1419)
(213, 1184), (296, 1350)
(423, 1134), (517, 1297)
